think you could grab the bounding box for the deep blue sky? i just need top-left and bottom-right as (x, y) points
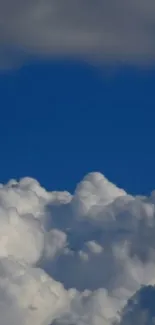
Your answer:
(0, 60), (155, 195)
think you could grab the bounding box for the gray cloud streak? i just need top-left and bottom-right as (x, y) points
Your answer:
(0, 0), (155, 65)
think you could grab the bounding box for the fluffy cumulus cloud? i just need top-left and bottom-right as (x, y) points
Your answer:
(1, 172), (155, 324)
(0, 0), (155, 67)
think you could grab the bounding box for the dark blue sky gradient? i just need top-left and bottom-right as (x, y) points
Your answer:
(0, 60), (155, 195)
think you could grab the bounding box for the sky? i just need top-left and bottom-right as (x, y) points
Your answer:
(1, 1), (155, 325)
(0, 60), (155, 195)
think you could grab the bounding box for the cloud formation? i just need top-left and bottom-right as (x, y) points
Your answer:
(1, 172), (155, 324)
(0, 0), (155, 66)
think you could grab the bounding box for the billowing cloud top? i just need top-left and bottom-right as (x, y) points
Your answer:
(0, 0), (155, 66)
(1, 172), (155, 324)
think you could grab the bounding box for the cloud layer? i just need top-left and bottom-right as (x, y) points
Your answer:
(0, 0), (155, 65)
(1, 172), (155, 324)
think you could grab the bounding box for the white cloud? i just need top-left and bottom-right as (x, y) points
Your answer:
(0, 207), (44, 264)
(0, 0), (155, 67)
(43, 229), (67, 261)
(1, 172), (155, 324)
(71, 172), (126, 218)
(0, 257), (69, 325)
(85, 241), (103, 255)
